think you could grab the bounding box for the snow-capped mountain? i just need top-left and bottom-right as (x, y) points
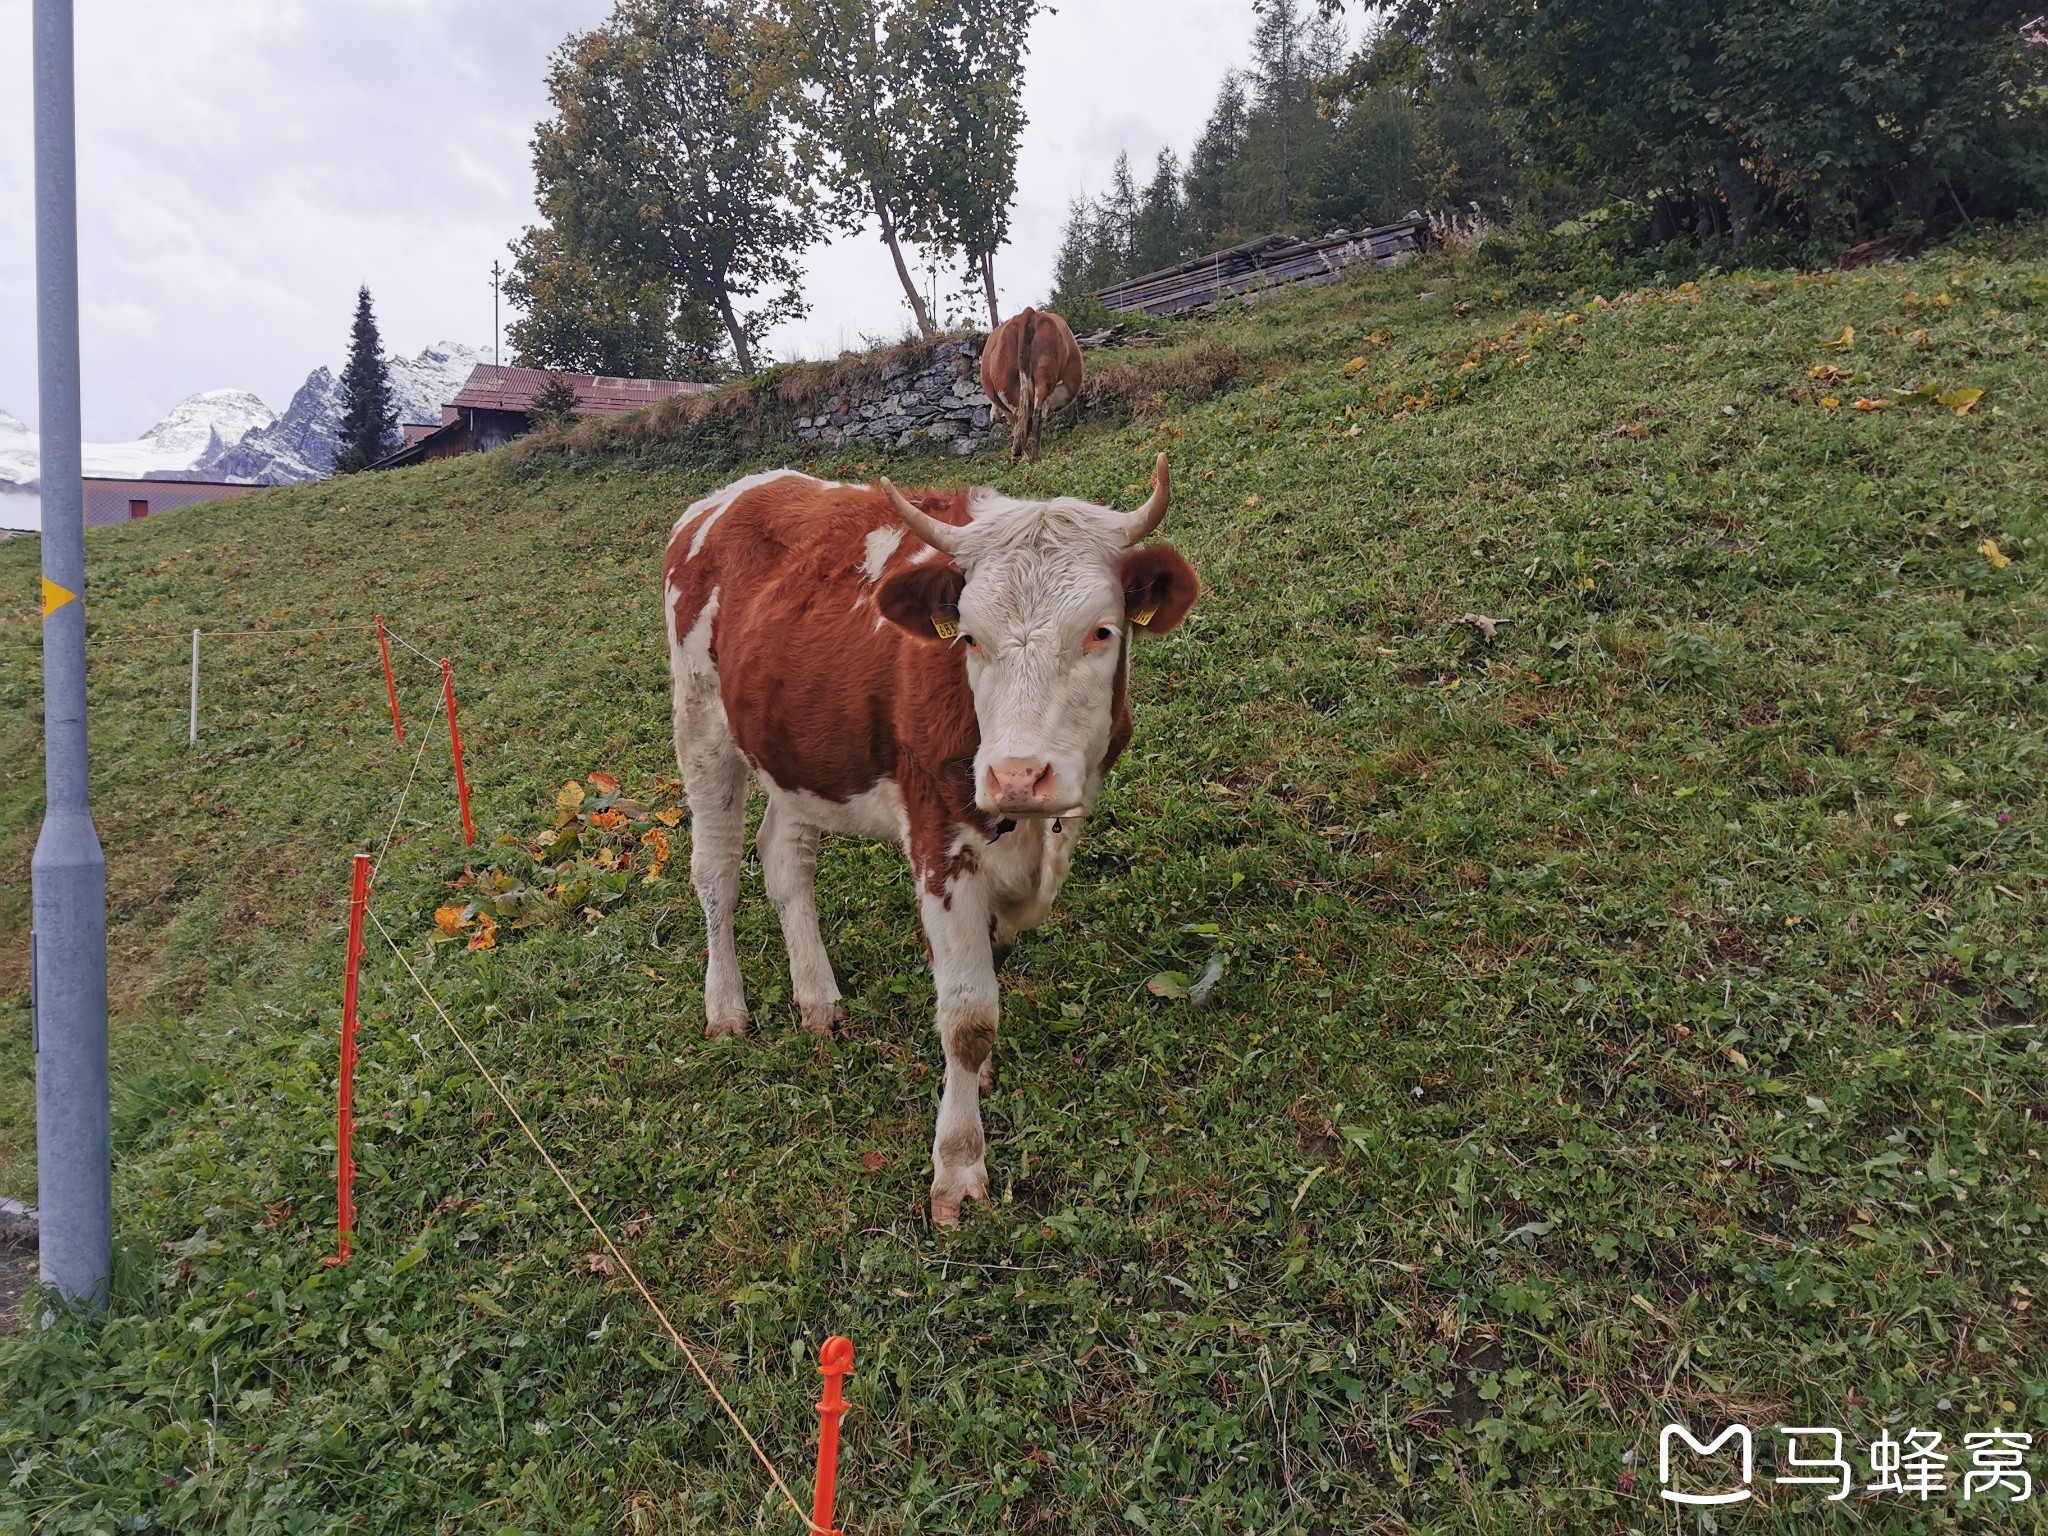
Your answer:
(199, 367), (343, 484)
(0, 390), (276, 490)
(198, 342), (488, 484)
(0, 408), (34, 490)
(0, 343), (490, 505)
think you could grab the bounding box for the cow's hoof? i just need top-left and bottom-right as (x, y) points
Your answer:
(705, 1015), (748, 1039)
(930, 1169), (989, 1228)
(800, 1000), (843, 1038)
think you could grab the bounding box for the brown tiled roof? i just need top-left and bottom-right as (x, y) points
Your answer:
(449, 365), (712, 417)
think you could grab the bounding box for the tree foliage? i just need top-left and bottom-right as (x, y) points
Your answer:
(1372, 0), (2048, 240)
(893, 0), (1038, 325)
(333, 286), (397, 475)
(1053, 1), (1500, 306)
(1058, 0), (2048, 308)
(517, 0), (811, 378)
(527, 374), (583, 428)
(781, 0), (956, 336)
(505, 224), (724, 380)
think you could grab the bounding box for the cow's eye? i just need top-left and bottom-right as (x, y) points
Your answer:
(959, 633), (977, 650)
(1094, 626), (1115, 642)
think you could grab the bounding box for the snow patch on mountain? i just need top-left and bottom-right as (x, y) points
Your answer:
(0, 390), (276, 491)
(0, 342), (489, 516)
(198, 342), (488, 484)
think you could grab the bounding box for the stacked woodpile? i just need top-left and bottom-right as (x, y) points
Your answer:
(1096, 217), (1432, 319)
(1072, 324), (1170, 350)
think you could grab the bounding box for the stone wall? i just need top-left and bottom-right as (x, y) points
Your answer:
(793, 336), (996, 456)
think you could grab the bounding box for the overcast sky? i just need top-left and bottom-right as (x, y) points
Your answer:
(0, 0), (1276, 442)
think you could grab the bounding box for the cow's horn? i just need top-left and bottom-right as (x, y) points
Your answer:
(1122, 454), (1171, 544)
(879, 478), (962, 554)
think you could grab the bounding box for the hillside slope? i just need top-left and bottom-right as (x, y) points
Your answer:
(3, 231), (2045, 1533)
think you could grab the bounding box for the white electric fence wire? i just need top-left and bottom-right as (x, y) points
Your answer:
(382, 628), (441, 669)
(189, 624), (379, 637)
(364, 910), (830, 1534)
(370, 684), (448, 881)
(176, 617), (827, 1525)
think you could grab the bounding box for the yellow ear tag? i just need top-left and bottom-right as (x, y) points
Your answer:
(933, 616), (959, 640)
(1129, 602), (1160, 628)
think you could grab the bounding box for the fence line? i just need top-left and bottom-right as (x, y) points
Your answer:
(370, 683), (450, 879)
(180, 624), (379, 638)
(163, 609), (842, 1528)
(365, 910), (830, 1535)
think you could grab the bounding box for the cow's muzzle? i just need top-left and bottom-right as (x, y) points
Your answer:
(985, 757), (1059, 815)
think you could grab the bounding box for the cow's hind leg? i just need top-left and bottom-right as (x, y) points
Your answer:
(758, 797), (841, 1036)
(919, 878), (998, 1226)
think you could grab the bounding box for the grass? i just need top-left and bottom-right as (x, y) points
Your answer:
(3, 224), (2047, 1534)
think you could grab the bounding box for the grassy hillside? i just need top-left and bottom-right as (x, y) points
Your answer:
(3, 228), (2046, 1534)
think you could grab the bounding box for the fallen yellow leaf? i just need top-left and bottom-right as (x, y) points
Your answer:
(1979, 538), (2012, 569)
(1820, 397), (1842, 410)
(1821, 324), (1855, 351)
(1941, 386), (1984, 416)
(556, 780), (585, 814)
(434, 905), (469, 937)
(653, 806), (685, 827)
(1851, 397), (1893, 412)
(465, 913), (497, 952)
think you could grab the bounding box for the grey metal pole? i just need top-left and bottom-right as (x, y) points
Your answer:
(31, 0), (113, 1308)
(189, 629), (199, 744)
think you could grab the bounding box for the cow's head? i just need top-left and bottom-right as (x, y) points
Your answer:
(876, 454), (1199, 819)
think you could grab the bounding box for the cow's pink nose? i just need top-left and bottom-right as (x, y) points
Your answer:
(986, 758), (1057, 812)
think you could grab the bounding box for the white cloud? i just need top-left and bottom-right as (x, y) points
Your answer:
(0, 0), (1258, 438)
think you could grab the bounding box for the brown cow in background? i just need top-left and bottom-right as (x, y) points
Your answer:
(980, 308), (1083, 462)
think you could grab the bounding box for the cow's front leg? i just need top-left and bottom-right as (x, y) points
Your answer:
(758, 797), (841, 1036)
(683, 744), (751, 1038)
(918, 876), (998, 1226)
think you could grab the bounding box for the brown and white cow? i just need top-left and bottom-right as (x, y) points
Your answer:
(663, 456), (1199, 1223)
(980, 307), (1084, 462)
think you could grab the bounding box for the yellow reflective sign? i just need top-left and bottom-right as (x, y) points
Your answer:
(42, 576), (78, 617)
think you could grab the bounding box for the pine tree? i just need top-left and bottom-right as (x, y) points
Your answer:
(1132, 149), (1190, 275)
(333, 286), (398, 474)
(1184, 72), (1250, 248)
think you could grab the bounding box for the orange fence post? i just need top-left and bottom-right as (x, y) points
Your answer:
(376, 616), (403, 741)
(439, 657), (476, 846)
(812, 1336), (854, 1536)
(324, 852), (370, 1266)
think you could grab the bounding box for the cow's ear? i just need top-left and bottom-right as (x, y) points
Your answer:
(1119, 543), (1200, 636)
(877, 563), (968, 642)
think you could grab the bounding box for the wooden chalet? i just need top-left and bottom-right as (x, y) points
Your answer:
(369, 365), (712, 470)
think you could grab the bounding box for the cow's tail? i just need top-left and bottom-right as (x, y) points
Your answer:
(1012, 311), (1037, 459)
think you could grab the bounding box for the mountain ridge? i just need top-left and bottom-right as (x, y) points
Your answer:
(0, 342), (487, 496)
